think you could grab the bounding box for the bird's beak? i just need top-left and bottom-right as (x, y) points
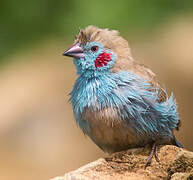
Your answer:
(63, 43), (85, 59)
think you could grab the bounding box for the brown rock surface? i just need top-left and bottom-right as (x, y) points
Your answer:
(51, 145), (193, 180)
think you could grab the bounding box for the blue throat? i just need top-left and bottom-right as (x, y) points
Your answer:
(70, 71), (124, 112)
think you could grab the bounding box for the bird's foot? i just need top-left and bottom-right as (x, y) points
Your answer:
(145, 143), (159, 168)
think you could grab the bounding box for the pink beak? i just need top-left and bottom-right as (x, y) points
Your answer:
(63, 43), (85, 59)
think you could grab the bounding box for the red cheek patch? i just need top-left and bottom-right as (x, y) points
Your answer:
(94, 52), (112, 68)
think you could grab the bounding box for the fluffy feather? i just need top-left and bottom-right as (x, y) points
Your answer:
(70, 70), (179, 153)
(65, 26), (182, 153)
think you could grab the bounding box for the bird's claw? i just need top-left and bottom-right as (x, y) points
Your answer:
(145, 143), (159, 169)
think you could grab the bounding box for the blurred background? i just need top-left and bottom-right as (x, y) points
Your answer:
(0, 0), (193, 179)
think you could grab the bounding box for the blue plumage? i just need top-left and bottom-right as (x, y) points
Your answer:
(63, 26), (182, 161)
(70, 70), (179, 151)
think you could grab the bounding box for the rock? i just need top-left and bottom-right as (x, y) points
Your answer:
(171, 173), (193, 180)
(51, 145), (193, 180)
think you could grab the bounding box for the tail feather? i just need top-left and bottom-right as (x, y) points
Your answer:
(173, 136), (183, 148)
(165, 93), (180, 130)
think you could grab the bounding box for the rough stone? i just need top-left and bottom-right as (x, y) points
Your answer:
(51, 145), (193, 180)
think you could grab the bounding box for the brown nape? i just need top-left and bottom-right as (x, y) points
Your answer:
(76, 26), (167, 102)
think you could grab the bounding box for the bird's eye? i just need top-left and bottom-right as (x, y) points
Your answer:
(91, 46), (99, 52)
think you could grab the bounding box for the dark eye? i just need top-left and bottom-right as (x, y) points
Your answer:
(91, 45), (99, 52)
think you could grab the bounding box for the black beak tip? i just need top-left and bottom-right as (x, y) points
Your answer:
(63, 51), (70, 57)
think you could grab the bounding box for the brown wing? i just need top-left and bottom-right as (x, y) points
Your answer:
(111, 57), (182, 130)
(111, 58), (167, 102)
(130, 60), (167, 103)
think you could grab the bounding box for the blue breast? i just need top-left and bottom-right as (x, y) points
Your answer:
(70, 70), (179, 141)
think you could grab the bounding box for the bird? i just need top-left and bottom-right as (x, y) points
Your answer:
(63, 26), (183, 167)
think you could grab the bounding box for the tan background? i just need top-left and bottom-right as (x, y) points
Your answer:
(0, 2), (193, 180)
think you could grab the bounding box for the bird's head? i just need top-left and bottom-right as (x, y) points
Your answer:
(63, 26), (132, 75)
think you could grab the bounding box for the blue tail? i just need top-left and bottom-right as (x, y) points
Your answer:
(164, 93), (180, 130)
(173, 136), (183, 148)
